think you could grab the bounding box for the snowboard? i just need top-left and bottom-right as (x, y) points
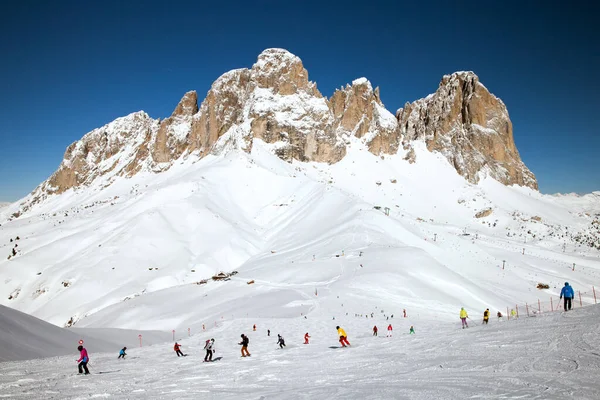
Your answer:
(204, 357), (222, 363)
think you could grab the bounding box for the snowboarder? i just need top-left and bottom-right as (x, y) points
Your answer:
(267, 329), (271, 337)
(497, 311), (503, 321)
(239, 334), (251, 357)
(174, 342), (185, 357)
(560, 282), (575, 311)
(483, 309), (490, 324)
(277, 334), (286, 349)
(373, 325), (378, 336)
(387, 324), (393, 337)
(118, 347), (127, 359)
(304, 332), (310, 344)
(460, 307), (469, 329)
(203, 339), (215, 362)
(76, 345), (90, 375)
(409, 326), (415, 334)
(336, 326), (351, 347)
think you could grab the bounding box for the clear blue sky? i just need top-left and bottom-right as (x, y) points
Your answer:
(0, 0), (598, 201)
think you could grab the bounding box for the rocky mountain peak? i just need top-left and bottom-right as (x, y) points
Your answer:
(18, 50), (538, 214)
(397, 71), (538, 189)
(251, 48), (317, 97)
(171, 90), (199, 117)
(330, 78), (399, 154)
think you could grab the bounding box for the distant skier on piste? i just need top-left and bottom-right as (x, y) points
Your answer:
(118, 347), (127, 359)
(483, 309), (490, 324)
(204, 339), (215, 362)
(497, 311), (503, 321)
(560, 282), (575, 311)
(239, 334), (251, 357)
(373, 325), (378, 336)
(336, 326), (351, 347)
(387, 324), (393, 337)
(277, 334), (286, 349)
(174, 342), (185, 357)
(304, 332), (310, 344)
(76, 345), (90, 375)
(409, 326), (415, 334)
(460, 307), (469, 329)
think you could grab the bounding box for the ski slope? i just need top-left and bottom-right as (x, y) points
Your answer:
(1, 305), (599, 399)
(0, 139), (598, 334)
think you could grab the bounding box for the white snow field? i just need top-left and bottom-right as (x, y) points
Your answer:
(0, 305), (599, 399)
(0, 138), (599, 397)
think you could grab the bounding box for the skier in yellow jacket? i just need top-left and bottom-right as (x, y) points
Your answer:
(460, 308), (469, 329)
(336, 326), (351, 347)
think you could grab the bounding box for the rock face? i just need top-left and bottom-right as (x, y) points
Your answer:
(25, 51), (537, 209)
(397, 72), (537, 189)
(330, 78), (399, 155)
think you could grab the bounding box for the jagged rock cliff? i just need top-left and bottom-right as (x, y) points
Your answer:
(26, 50), (537, 208)
(396, 72), (537, 189)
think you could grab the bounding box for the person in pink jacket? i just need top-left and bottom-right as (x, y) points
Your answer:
(77, 345), (90, 375)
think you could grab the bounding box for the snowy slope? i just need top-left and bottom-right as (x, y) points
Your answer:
(0, 139), (598, 336)
(0, 304), (171, 362)
(1, 304), (599, 399)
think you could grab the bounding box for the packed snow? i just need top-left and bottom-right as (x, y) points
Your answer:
(0, 136), (599, 397)
(1, 305), (599, 398)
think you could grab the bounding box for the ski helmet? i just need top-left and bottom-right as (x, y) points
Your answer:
(77, 345), (83, 351)
(565, 282), (569, 285)
(336, 326), (340, 330)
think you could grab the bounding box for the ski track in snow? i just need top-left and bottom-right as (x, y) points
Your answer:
(1, 306), (600, 399)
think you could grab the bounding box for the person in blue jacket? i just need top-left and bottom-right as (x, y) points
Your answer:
(560, 282), (575, 311)
(118, 347), (127, 359)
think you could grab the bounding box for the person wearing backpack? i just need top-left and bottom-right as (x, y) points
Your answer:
(239, 334), (251, 357)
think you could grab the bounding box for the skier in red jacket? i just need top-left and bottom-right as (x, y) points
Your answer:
(304, 332), (310, 344)
(373, 326), (378, 336)
(387, 324), (393, 337)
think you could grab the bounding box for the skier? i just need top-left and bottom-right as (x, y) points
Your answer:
(510, 309), (517, 319)
(403, 309), (407, 318)
(483, 309), (490, 325)
(460, 307), (469, 329)
(174, 342), (185, 357)
(373, 325), (378, 336)
(277, 334), (286, 349)
(203, 339), (215, 362)
(267, 329), (271, 337)
(304, 332), (310, 344)
(409, 326), (415, 335)
(76, 345), (90, 375)
(560, 282), (575, 311)
(118, 347), (127, 359)
(497, 311), (503, 321)
(387, 324), (393, 337)
(239, 334), (251, 357)
(253, 324), (256, 331)
(336, 326), (351, 347)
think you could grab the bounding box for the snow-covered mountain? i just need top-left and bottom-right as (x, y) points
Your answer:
(0, 48), (598, 336)
(9, 48), (537, 217)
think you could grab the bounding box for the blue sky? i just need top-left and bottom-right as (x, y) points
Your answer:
(0, 1), (598, 201)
